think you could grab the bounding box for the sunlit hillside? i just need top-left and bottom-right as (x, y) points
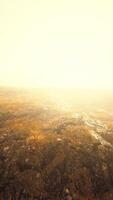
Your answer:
(0, 87), (113, 199)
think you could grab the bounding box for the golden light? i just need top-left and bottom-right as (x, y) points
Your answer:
(0, 0), (113, 89)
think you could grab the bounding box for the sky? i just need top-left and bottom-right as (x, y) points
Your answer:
(0, 0), (113, 89)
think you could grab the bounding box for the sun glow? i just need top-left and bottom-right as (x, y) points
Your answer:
(0, 0), (113, 89)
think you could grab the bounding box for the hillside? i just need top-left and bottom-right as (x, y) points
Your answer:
(0, 88), (113, 199)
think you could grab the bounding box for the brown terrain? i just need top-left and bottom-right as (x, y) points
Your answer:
(0, 87), (113, 200)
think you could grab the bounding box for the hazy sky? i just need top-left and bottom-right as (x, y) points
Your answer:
(0, 0), (113, 89)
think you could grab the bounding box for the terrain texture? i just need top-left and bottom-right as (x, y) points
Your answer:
(0, 88), (113, 200)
